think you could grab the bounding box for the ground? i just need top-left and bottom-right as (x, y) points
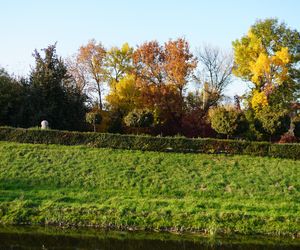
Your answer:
(0, 141), (299, 236)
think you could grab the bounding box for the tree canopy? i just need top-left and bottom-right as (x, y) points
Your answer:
(233, 18), (300, 111)
(1, 18), (300, 141)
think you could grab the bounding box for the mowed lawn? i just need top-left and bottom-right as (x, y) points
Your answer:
(0, 141), (299, 236)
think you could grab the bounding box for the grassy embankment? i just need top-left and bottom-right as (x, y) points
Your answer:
(0, 141), (299, 236)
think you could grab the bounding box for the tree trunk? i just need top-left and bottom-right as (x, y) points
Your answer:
(93, 120), (96, 132)
(96, 82), (102, 110)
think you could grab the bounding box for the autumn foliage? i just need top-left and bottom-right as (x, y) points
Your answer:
(1, 18), (300, 142)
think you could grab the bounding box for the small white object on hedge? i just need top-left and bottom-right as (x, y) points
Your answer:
(41, 120), (49, 129)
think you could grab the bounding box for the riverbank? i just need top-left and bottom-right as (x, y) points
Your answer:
(0, 141), (299, 237)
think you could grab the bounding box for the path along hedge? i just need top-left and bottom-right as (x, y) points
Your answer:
(0, 127), (299, 160)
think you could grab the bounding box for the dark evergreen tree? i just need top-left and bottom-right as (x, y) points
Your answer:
(23, 44), (87, 130)
(0, 68), (23, 126)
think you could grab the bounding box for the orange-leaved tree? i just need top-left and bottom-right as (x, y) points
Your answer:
(132, 39), (197, 134)
(77, 39), (106, 109)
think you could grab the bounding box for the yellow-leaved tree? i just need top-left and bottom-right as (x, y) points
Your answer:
(105, 43), (134, 86)
(232, 18), (300, 111)
(233, 19), (300, 140)
(106, 74), (140, 113)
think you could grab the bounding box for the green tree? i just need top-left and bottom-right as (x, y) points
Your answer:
(124, 109), (154, 128)
(293, 116), (300, 138)
(105, 43), (134, 85)
(0, 68), (23, 126)
(255, 106), (290, 141)
(26, 44), (87, 130)
(209, 106), (247, 138)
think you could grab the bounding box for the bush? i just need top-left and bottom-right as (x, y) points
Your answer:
(86, 110), (102, 132)
(208, 106), (248, 138)
(107, 111), (124, 133)
(255, 107), (290, 140)
(243, 109), (267, 141)
(278, 132), (298, 144)
(124, 109), (154, 128)
(293, 116), (300, 138)
(0, 127), (299, 160)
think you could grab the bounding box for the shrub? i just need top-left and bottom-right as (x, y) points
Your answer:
(278, 132), (298, 144)
(0, 127), (299, 160)
(86, 110), (102, 132)
(243, 109), (267, 141)
(255, 107), (290, 140)
(124, 109), (154, 128)
(208, 106), (248, 138)
(293, 116), (300, 138)
(107, 111), (124, 133)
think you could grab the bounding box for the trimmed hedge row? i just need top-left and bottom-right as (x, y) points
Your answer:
(0, 127), (300, 160)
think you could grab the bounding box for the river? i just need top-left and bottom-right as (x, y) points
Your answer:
(0, 226), (299, 250)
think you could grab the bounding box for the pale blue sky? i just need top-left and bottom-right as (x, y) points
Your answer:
(1, 0), (300, 96)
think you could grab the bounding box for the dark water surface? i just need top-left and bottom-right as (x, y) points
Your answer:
(0, 226), (299, 250)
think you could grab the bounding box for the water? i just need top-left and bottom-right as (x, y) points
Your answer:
(0, 226), (299, 250)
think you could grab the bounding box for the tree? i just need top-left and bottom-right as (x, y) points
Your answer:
(181, 89), (219, 138)
(86, 110), (102, 132)
(25, 44), (87, 130)
(133, 40), (166, 86)
(133, 38), (196, 90)
(232, 18), (300, 111)
(132, 40), (174, 132)
(195, 45), (233, 111)
(208, 106), (247, 138)
(293, 116), (300, 138)
(106, 74), (140, 113)
(0, 68), (23, 126)
(182, 45), (233, 138)
(105, 43), (134, 85)
(132, 39), (197, 135)
(65, 55), (89, 95)
(255, 106), (290, 140)
(164, 38), (197, 98)
(77, 39), (106, 109)
(124, 109), (154, 128)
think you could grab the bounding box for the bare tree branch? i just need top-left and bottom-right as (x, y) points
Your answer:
(195, 45), (234, 110)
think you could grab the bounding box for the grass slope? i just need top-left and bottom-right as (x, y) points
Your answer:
(0, 141), (299, 236)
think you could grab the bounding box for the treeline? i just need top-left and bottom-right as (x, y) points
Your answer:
(0, 46), (87, 131)
(0, 18), (300, 142)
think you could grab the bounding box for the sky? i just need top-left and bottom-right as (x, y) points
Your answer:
(1, 0), (300, 97)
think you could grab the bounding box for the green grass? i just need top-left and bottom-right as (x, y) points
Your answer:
(0, 141), (299, 237)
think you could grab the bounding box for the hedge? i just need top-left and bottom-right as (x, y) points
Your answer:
(0, 127), (299, 160)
